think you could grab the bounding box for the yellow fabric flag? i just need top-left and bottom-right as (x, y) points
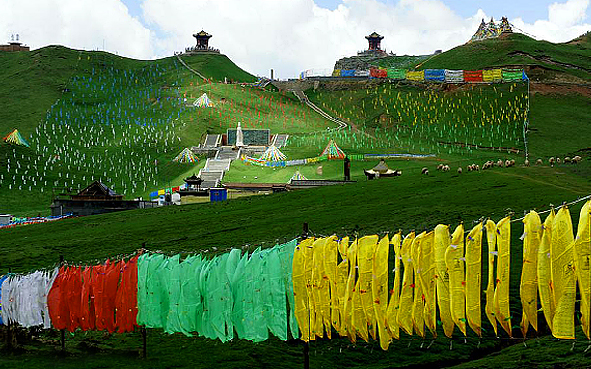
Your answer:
(411, 232), (426, 338)
(305, 238), (318, 340)
(386, 233), (402, 340)
(485, 220), (498, 336)
(343, 239), (358, 342)
(336, 237), (350, 337)
(574, 200), (591, 340)
(466, 223), (483, 337)
(397, 232), (416, 336)
(372, 235), (391, 350)
(538, 210), (556, 333)
(494, 217), (512, 337)
(352, 278), (369, 342)
(417, 231), (437, 338)
(520, 211), (542, 337)
(323, 236), (339, 336)
(446, 224), (467, 336)
(551, 206), (576, 339)
(292, 238), (314, 341)
(312, 237), (330, 338)
(358, 236), (379, 340)
(435, 225), (454, 338)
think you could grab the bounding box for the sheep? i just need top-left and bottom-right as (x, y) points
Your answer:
(475, 164), (480, 171)
(556, 157), (561, 164)
(564, 157), (571, 164)
(457, 167), (463, 174)
(505, 160), (511, 167)
(394, 170), (403, 176)
(536, 158), (543, 165)
(573, 155), (582, 164)
(442, 165), (450, 172)
(549, 157), (555, 167)
(437, 163), (444, 171)
(497, 159), (504, 167)
(524, 159), (530, 167)
(467, 164), (473, 172)
(421, 167), (429, 175)
(482, 161), (491, 170)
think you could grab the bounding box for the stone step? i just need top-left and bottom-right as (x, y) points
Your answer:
(203, 134), (220, 148)
(204, 159), (231, 172)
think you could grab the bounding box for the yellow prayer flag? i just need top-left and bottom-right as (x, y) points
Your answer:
(312, 237), (330, 338)
(446, 224), (467, 336)
(551, 207), (576, 339)
(494, 217), (512, 337)
(466, 223), (483, 337)
(323, 236), (339, 336)
(435, 225), (454, 338)
(397, 233), (416, 336)
(293, 238), (315, 341)
(336, 237), (350, 337)
(574, 200), (591, 340)
(358, 235), (379, 340)
(520, 211), (542, 337)
(417, 231), (437, 338)
(411, 232), (426, 338)
(372, 235), (391, 350)
(386, 233), (402, 340)
(538, 210), (556, 333)
(343, 239), (359, 342)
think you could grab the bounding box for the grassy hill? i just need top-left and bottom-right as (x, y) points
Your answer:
(2, 33), (591, 368)
(0, 46), (335, 216)
(413, 33), (591, 82)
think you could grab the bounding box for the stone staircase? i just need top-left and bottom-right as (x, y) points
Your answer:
(198, 147), (241, 189)
(272, 134), (289, 148)
(203, 134), (221, 148)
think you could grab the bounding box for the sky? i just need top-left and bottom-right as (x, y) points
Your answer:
(1, 0), (590, 79)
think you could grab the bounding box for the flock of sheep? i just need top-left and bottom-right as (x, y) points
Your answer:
(418, 155), (583, 175)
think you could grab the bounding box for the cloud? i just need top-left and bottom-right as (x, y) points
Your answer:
(512, 0), (590, 42)
(0, 0), (153, 59)
(1, 0), (590, 79)
(140, 0), (487, 78)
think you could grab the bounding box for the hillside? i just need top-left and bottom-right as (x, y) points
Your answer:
(0, 46), (335, 216)
(376, 33), (591, 82)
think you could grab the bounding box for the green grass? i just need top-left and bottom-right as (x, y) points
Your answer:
(411, 33), (591, 82)
(2, 36), (591, 368)
(0, 46), (336, 216)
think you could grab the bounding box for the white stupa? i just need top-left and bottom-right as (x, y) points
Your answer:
(236, 122), (244, 147)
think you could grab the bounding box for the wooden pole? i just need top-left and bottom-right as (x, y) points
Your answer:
(140, 242), (147, 359)
(6, 267), (12, 351)
(301, 223), (309, 369)
(59, 255), (65, 353)
(142, 327), (147, 358)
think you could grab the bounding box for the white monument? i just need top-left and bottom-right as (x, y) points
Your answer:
(236, 122), (244, 147)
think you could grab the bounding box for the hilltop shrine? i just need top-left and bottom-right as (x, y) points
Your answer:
(0, 34), (29, 52)
(185, 30), (220, 54)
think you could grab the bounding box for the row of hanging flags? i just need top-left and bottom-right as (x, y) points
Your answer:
(1, 200), (590, 349)
(331, 68), (528, 83)
(241, 139), (434, 168)
(0, 214), (74, 230)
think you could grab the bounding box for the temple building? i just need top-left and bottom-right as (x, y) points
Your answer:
(185, 30), (220, 54)
(366, 32), (384, 51)
(0, 34), (29, 52)
(470, 17), (514, 43)
(50, 181), (156, 216)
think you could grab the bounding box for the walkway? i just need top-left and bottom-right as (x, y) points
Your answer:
(293, 90), (348, 131)
(198, 147), (241, 189)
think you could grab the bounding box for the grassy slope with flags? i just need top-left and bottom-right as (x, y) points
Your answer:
(0, 46), (336, 216)
(1, 34), (591, 368)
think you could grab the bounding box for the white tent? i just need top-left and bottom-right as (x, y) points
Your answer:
(193, 93), (214, 108)
(259, 145), (286, 161)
